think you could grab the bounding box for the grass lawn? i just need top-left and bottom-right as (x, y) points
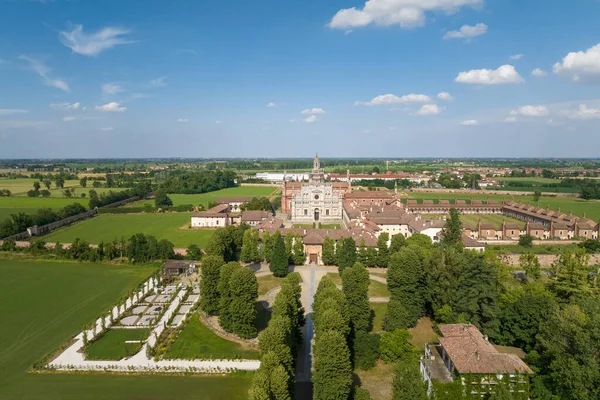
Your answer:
(85, 329), (149, 360)
(257, 274), (283, 295)
(355, 360), (395, 400)
(0, 178), (130, 198)
(165, 313), (261, 360)
(408, 317), (438, 350)
(370, 302), (386, 333)
(0, 259), (252, 400)
(43, 213), (215, 248)
(0, 197), (88, 220)
(126, 186), (280, 209)
(406, 191), (600, 220)
(326, 272), (390, 298)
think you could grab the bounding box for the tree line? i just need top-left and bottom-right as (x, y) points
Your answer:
(155, 169), (237, 194)
(0, 203), (87, 239)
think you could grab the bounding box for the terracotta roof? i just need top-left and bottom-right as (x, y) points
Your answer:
(455, 199), (467, 205)
(192, 203), (229, 217)
(303, 231), (325, 245)
(503, 222), (521, 230)
(438, 324), (533, 375)
(528, 222), (546, 230)
(241, 210), (270, 222)
(462, 235), (484, 249)
(479, 223), (496, 230)
(345, 191), (394, 199)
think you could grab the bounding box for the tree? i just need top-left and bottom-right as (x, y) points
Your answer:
(228, 267), (258, 338)
(384, 300), (411, 332)
(200, 255), (224, 315)
(92, 180), (102, 188)
(63, 189), (72, 198)
(40, 189), (51, 198)
(313, 330), (353, 400)
(519, 234), (534, 247)
(322, 236), (336, 265)
(55, 176), (65, 188)
(270, 231), (289, 277)
(386, 247), (426, 328)
(284, 232), (294, 263)
(154, 191), (173, 208)
(156, 239), (175, 259)
(533, 190), (542, 202)
(262, 231), (272, 262)
(241, 229), (259, 263)
(550, 248), (590, 300)
(441, 208), (462, 247)
(270, 365), (292, 400)
(186, 244), (203, 260)
(33, 181), (41, 191)
(353, 331), (380, 370)
(43, 179), (52, 189)
(376, 232), (389, 268)
(392, 361), (428, 400)
(341, 263), (371, 332)
(292, 235), (304, 265)
(520, 253), (541, 280)
(27, 189), (40, 197)
(80, 177), (88, 188)
(337, 237), (357, 274)
(405, 233), (432, 249)
(389, 233), (406, 255)
(380, 329), (417, 363)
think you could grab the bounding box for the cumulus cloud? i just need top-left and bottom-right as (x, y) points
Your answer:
(443, 23), (487, 40)
(60, 24), (134, 56)
(355, 93), (431, 106)
(565, 104), (600, 120)
(437, 92), (453, 101)
(415, 104), (442, 116)
(300, 108), (326, 114)
(531, 68), (548, 77)
(102, 83), (124, 94)
(149, 77), (167, 87)
(177, 118), (189, 123)
(303, 115), (318, 123)
(0, 109), (27, 115)
(101, 127), (114, 131)
(50, 102), (80, 111)
(455, 64), (523, 85)
(63, 116), (76, 122)
(509, 54), (524, 60)
(513, 105), (549, 117)
(553, 43), (600, 82)
(94, 102), (127, 112)
(266, 102), (277, 108)
(19, 56), (69, 92)
(461, 119), (479, 125)
(328, 0), (482, 30)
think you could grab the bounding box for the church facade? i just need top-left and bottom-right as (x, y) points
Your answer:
(283, 154), (349, 223)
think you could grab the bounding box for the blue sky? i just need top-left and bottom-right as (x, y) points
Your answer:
(1, 0), (600, 158)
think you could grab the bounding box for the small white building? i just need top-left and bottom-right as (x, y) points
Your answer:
(191, 204), (230, 228)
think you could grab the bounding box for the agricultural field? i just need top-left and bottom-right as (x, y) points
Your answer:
(0, 178), (129, 198)
(405, 191), (600, 221)
(44, 213), (214, 248)
(0, 197), (89, 221)
(0, 259), (253, 400)
(126, 186), (280, 209)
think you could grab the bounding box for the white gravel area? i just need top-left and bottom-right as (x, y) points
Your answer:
(186, 294), (199, 303)
(154, 294), (171, 303)
(120, 316), (139, 326)
(170, 315), (184, 326)
(132, 306), (147, 315)
(177, 305), (192, 314)
(144, 295), (157, 303)
(137, 315), (155, 326)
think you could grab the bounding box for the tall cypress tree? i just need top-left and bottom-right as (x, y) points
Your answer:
(262, 231), (272, 262)
(376, 232), (390, 268)
(441, 208), (462, 247)
(313, 330), (353, 400)
(218, 261), (241, 331)
(200, 255), (225, 315)
(322, 236), (336, 265)
(270, 231), (289, 277)
(229, 267), (258, 338)
(342, 263), (371, 332)
(389, 233), (406, 255)
(240, 229), (253, 262)
(386, 246), (425, 328)
(337, 237), (357, 274)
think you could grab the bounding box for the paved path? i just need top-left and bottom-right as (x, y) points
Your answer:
(369, 274), (387, 285)
(369, 297), (390, 303)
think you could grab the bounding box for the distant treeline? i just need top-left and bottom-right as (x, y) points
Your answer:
(154, 169), (237, 194)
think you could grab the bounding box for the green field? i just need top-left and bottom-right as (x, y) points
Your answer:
(0, 197), (89, 221)
(85, 329), (149, 360)
(405, 191), (600, 221)
(126, 186), (280, 209)
(496, 177), (563, 185)
(44, 213), (215, 248)
(257, 274), (283, 295)
(165, 313), (261, 360)
(0, 178), (129, 198)
(370, 302), (386, 333)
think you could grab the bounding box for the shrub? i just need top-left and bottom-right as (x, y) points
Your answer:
(519, 234), (534, 247)
(353, 331), (380, 370)
(380, 329), (416, 364)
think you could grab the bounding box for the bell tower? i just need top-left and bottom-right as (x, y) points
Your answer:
(313, 153), (320, 170)
(309, 152), (324, 183)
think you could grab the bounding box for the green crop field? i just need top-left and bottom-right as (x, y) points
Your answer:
(0, 178), (129, 198)
(126, 186), (280, 209)
(0, 197), (89, 221)
(0, 259), (252, 400)
(44, 213), (215, 248)
(405, 191), (600, 221)
(84, 329), (149, 360)
(165, 313), (261, 360)
(496, 177), (562, 185)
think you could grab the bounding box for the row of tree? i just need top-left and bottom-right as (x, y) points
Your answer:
(155, 169), (237, 194)
(0, 203), (88, 239)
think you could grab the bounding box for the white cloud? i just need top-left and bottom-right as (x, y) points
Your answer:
(355, 93), (431, 106)
(303, 115), (318, 123)
(509, 54), (524, 60)
(63, 116), (76, 122)
(437, 92), (453, 101)
(101, 127), (114, 131)
(215, 120), (223, 125)
(149, 77), (167, 87)
(19, 56), (69, 92)
(514, 105), (549, 117)
(565, 104), (600, 120)
(177, 118), (189, 123)
(300, 108), (326, 114)
(415, 104), (442, 116)
(461, 119), (479, 126)
(266, 102), (277, 108)
(59, 24), (134, 56)
(102, 83), (124, 94)
(553, 43), (600, 82)
(0, 109), (27, 115)
(531, 68), (548, 77)
(328, 0), (482, 29)
(455, 64), (524, 85)
(443, 23), (487, 40)
(94, 102), (127, 113)
(50, 102), (80, 111)
(504, 116), (518, 123)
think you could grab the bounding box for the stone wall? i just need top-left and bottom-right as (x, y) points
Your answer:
(500, 253), (600, 267)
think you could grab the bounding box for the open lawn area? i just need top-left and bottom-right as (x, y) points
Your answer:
(406, 191), (600, 220)
(85, 329), (149, 360)
(355, 361), (395, 400)
(0, 259), (252, 400)
(0, 197), (88, 220)
(0, 178), (130, 198)
(126, 186), (280, 209)
(165, 313), (261, 360)
(370, 302), (386, 333)
(326, 272), (390, 298)
(257, 274), (283, 295)
(43, 213), (215, 248)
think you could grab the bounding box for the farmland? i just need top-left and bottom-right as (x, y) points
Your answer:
(0, 178), (129, 198)
(43, 213), (215, 248)
(0, 259), (252, 400)
(0, 197), (89, 221)
(405, 191), (600, 221)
